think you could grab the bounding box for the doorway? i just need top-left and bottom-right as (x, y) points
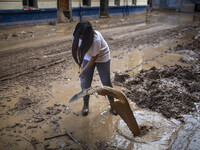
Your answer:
(58, 0), (72, 22)
(59, 0), (69, 11)
(100, 0), (109, 17)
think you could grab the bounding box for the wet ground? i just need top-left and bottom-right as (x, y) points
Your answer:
(0, 10), (200, 149)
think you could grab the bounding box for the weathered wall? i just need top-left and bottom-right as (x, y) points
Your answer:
(71, 0), (147, 8)
(152, 0), (196, 12)
(71, 0), (147, 19)
(38, 0), (57, 9)
(0, 0), (57, 27)
(0, 0), (22, 10)
(136, 0), (148, 5)
(0, 0), (57, 10)
(0, 0), (147, 27)
(71, 0), (80, 7)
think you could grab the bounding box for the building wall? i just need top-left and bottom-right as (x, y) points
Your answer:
(72, 0), (147, 19)
(0, 0), (147, 27)
(71, 0), (147, 7)
(136, 0), (148, 5)
(92, 0), (99, 7)
(71, 0), (80, 7)
(38, 0), (57, 9)
(151, 0), (197, 11)
(0, 0), (57, 10)
(0, 0), (22, 10)
(0, 0), (57, 27)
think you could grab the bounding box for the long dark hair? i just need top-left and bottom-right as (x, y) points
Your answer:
(72, 21), (94, 67)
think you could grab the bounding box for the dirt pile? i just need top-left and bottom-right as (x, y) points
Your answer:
(115, 34), (200, 122)
(121, 65), (199, 121)
(170, 30), (200, 64)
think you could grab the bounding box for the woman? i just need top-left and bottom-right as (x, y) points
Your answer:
(72, 21), (117, 116)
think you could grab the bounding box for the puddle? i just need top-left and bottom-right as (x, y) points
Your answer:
(45, 78), (182, 149)
(111, 34), (194, 75)
(117, 110), (181, 149)
(47, 82), (180, 149)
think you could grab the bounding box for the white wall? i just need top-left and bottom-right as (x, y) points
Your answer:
(72, 0), (81, 7)
(92, 0), (99, 7)
(0, 0), (147, 10)
(0, 0), (22, 10)
(38, 0), (57, 8)
(136, 0), (147, 5)
(0, 0), (57, 10)
(108, 0), (147, 7)
(71, 0), (102, 7)
(70, 0), (148, 8)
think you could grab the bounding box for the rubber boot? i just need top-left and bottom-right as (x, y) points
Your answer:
(82, 95), (89, 116)
(108, 96), (118, 116)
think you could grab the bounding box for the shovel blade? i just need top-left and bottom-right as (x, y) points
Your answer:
(68, 89), (88, 103)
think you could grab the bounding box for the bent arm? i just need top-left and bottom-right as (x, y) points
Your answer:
(79, 55), (98, 78)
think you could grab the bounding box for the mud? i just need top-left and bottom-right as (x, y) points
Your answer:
(0, 10), (200, 149)
(115, 29), (200, 122)
(119, 65), (199, 121)
(85, 86), (141, 136)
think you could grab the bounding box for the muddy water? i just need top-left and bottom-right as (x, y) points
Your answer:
(112, 31), (195, 75)
(0, 46), (195, 149)
(37, 33), (195, 149)
(46, 72), (182, 149)
(1, 13), (200, 149)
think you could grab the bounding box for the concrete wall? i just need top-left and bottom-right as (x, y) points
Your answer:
(0, 0), (57, 10)
(152, 0), (160, 9)
(71, 0), (147, 19)
(0, 0), (22, 10)
(168, 0), (182, 8)
(180, 0), (195, 12)
(72, 0), (81, 7)
(38, 0), (57, 9)
(0, 0), (57, 27)
(0, 0), (147, 27)
(152, 0), (196, 12)
(136, 0), (148, 5)
(71, 0), (147, 7)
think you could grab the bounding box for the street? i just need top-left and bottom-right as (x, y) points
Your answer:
(0, 11), (200, 149)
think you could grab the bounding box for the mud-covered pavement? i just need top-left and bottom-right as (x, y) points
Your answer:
(0, 11), (200, 149)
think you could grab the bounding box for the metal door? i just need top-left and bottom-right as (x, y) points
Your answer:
(100, 0), (109, 16)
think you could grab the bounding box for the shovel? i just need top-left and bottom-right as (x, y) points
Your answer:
(68, 88), (89, 103)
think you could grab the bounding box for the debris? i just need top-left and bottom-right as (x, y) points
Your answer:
(114, 72), (130, 83)
(44, 130), (87, 149)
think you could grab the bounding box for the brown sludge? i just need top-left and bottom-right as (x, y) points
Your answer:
(86, 86), (141, 136)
